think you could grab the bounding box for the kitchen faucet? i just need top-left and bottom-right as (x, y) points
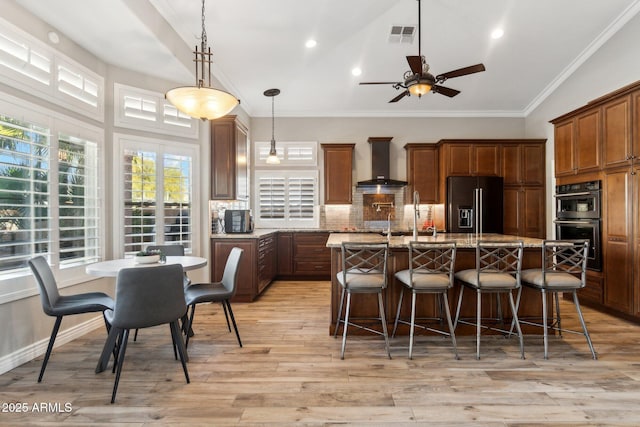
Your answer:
(413, 190), (420, 240)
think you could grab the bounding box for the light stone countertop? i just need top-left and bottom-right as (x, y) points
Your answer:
(325, 233), (545, 248)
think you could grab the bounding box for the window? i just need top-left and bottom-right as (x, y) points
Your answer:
(0, 103), (102, 279)
(115, 135), (198, 257)
(0, 18), (105, 121)
(254, 140), (319, 229)
(114, 84), (198, 138)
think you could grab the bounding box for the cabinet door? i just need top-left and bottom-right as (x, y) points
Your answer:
(602, 95), (631, 169)
(521, 144), (545, 186)
(235, 124), (248, 200)
(405, 144), (438, 203)
(634, 91), (640, 162)
(445, 144), (472, 176)
(277, 232), (293, 275)
(211, 118), (236, 200)
(503, 187), (545, 238)
(633, 164), (640, 316)
(554, 120), (575, 177)
(473, 144), (501, 176)
(603, 169), (633, 313)
(575, 109), (601, 173)
(502, 187), (520, 236)
(322, 144), (354, 204)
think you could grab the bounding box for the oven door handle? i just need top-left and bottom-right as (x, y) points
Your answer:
(554, 220), (596, 225)
(554, 191), (592, 198)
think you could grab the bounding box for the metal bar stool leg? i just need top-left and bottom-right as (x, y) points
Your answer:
(408, 291), (417, 359)
(392, 287), (405, 338)
(340, 292), (352, 360)
(334, 288), (346, 338)
(508, 291), (525, 359)
(572, 290), (597, 360)
(442, 293), (459, 360)
(378, 292), (391, 359)
(541, 289), (549, 359)
(476, 289), (482, 360)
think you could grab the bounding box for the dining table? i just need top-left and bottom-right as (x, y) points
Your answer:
(85, 255), (207, 277)
(87, 255), (207, 373)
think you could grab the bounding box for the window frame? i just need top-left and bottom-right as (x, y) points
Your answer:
(0, 92), (105, 303)
(112, 133), (200, 259)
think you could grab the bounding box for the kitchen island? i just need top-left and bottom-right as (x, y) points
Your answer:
(326, 233), (546, 336)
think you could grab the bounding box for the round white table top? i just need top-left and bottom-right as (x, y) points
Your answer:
(85, 256), (207, 277)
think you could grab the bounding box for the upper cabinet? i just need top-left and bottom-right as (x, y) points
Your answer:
(439, 140), (501, 178)
(210, 116), (248, 200)
(501, 142), (545, 186)
(552, 110), (601, 176)
(321, 143), (354, 204)
(602, 95), (632, 169)
(404, 143), (438, 204)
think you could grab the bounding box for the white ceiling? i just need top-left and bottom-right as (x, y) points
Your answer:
(15, 0), (640, 118)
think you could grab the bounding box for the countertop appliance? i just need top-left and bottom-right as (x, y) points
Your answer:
(224, 209), (253, 234)
(446, 176), (503, 234)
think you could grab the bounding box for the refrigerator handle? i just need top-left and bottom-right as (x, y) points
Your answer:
(474, 188), (479, 235)
(479, 187), (483, 236)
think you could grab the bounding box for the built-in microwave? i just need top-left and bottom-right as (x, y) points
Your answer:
(224, 210), (253, 234)
(555, 180), (601, 219)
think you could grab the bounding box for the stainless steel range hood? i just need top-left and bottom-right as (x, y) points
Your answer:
(356, 137), (407, 189)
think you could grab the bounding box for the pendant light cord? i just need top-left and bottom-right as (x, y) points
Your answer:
(201, 0), (207, 48)
(271, 96), (275, 143)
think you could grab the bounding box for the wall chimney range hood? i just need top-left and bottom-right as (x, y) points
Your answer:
(356, 137), (407, 189)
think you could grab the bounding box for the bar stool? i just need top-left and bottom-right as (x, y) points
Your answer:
(334, 242), (391, 360)
(519, 239), (596, 359)
(392, 241), (458, 359)
(454, 240), (524, 360)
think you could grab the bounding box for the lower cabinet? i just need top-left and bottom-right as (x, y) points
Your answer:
(211, 233), (277, 302)
(503, 186), (546, 238)
(277, 232), (331, 280)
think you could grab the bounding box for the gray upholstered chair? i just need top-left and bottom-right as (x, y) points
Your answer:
(28, 256), (114, 382)
(454, 240), (525, 360)
(334, 242), (391, 360)
(392, 241), (458, 359)
(184, 247), (243, 348)
(98, 264), (189, 403)
(520, 239), (596, 359)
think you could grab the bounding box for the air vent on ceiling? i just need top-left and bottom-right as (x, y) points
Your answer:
(388, 25), (415, 44)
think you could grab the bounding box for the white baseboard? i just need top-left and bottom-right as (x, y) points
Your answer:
(0, 315), (104, 376)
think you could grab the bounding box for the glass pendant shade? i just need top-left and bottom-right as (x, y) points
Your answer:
(166, 86), (238, 120)
(266, 139), (280, 165)
(264, 88), (281, 165)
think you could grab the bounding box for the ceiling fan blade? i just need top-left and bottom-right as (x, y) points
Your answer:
(432, 85), (460, 97)
(436, 63), (486, 80)
(406, 56), (422, 75)
(389, 91), (410, 103)
(360, 82), (402, 85)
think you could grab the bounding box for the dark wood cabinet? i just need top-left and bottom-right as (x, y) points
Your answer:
(552, 80), (640, 322)
(404, 143), (438, 204)
(292, 232), (330, 278)
(211, 232), (277, 302)
(552, 109), (601, 176)
(321, 143), (354, 204)
(602, 95), (632, 169)
(210, 115), (248, 200)
(439, 141), (501, 178)
(277, 232), (294, 275)
(503, 186), (545, 238)
(501, 143), (545, 186)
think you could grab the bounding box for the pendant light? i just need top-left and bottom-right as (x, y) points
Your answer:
(165, 0), (239, 120)
(264, 88), (281, 165)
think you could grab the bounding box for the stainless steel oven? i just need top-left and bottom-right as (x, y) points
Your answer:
(554, 180), (601, 270)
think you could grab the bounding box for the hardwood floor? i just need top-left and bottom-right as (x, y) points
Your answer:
(2, 280), (640, 425)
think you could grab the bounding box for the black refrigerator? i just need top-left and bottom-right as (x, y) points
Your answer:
(446, 176), (503, 234)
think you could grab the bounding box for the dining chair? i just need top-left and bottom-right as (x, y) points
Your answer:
(184, 247), (244, 348)
(98, 263), (189, 403)
(454, 240), (525, 360)
(392, 241), (458, 359)
(334, 242), (391, 360)
(28, 256), (114, 382)
(519, 239), (596, 359)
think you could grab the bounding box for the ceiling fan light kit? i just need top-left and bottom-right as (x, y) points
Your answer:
(360, 0), (485, 103)
(165, 0), (239, 120)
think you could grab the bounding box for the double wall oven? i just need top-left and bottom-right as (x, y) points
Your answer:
(554, 180), (601, 270)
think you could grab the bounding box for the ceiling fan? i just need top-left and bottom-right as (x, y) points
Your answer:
(360, 0), (486, 103)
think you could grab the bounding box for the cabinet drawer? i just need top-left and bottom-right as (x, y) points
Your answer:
(294, 260), (331, 273)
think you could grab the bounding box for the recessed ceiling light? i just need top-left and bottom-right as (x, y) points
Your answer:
(491, 28), (504, 39)
(351, 67), (362, 76)
(305, 39), (317, 48)
(47, 31), (60, 44)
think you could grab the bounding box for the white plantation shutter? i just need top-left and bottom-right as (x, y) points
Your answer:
(255, 170), (318, 228)
(255, 141), (316, 166)
(119, 138), (195, 256)
(57, 134), (100, 266)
